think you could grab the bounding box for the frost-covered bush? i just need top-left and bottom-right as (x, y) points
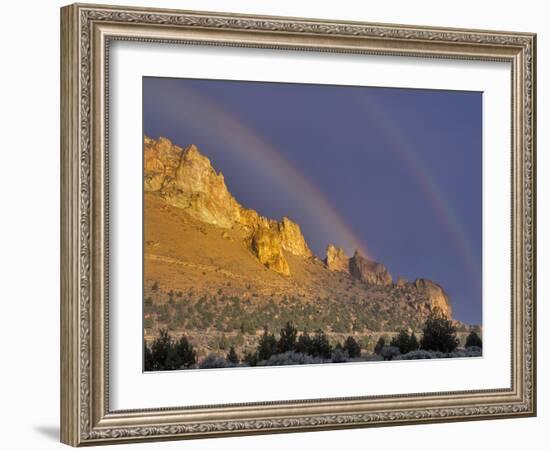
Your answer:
(199, 354), (229, 369)
(380, 346), (401, 361)
(257, 351), (324, 366)
(331, 348), (349, 363)
(363, 353), (384, 362)
(464, 345), (482, 355)
(395, 350), (438, 360)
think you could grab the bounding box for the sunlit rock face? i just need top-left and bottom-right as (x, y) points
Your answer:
(278, 217), (313, 258)
(414, 278), (453, 318)
(251, 227), (291, 276)
(143, 135), (460, 324)
(325, 244), (350, 273)
(144, 136), (312, 275)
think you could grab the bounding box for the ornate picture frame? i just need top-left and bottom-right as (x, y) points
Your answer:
(60, 3), (536, 446)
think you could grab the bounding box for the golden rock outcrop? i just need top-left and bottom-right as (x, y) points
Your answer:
(144, 136), (314, 275)
(414, 278), (453, 318)
(251, 227), (291, 276)
(325, 244), (350, 273)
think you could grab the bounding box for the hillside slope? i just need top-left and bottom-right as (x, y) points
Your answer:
(143, 136), (466, 354)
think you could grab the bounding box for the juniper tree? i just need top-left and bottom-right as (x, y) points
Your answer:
(343, 336), (361, 358)
(310, 329), (332, 359)
(278, 322), (298, 353)
(465, 330), (483, 348)
(174, 334), (196, 368)
(226, 346), (239, 364)
(295, 331), (312, 355)
(257, 327), (278, 361)
(420, 308), (459, 353)
(374, 336), (385, 355)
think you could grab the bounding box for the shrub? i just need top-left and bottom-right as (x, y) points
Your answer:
(465, 331), (483, 349)
(199, 354), (229, 369)
(243, 350), (259, 367)
(174, 335), (197, 368)
(149, 329), (174, 370)
(144, 342), (153, 370)
(226, 346), (239, 364)
(277, 322), (298, 353)
(409, 332), (420, 352)
(380, 346), (401, 361)
(257, 327), (278, 361)
(295, 331), (312, 354)
(390, 330), (409, 354)
(395, 350), (437, 360)
(309, 330), (332, 359)
(420, 308), (459, 353)
(374, 337), (385, 355)
(464, 346), (482, 357)
(331, 348), (349, 363)
(144, 329), (197, 370)
(257, 351), (324, 366)
(391, 330), (420, 354)
(343, 336), (361, 358)
(363, 353), (384, 362)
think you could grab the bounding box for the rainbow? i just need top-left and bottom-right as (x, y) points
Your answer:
(351, 92), (482, 290)
(146, 79), (370, 258)
(146, 78), (482, 291)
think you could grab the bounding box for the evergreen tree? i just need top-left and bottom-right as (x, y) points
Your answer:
(408, 332), (420, 352)
(144, 342), (153, 371)
(257, 327), (278, 361)
(390, 330), (411, 354)
(374, 336), (385, 355)
(420, 308), (459, 353)
(226, 346), (239, 364)
(174, 334), (196, 368)
(295, 331), (312, 354)
(278, 321), (298, 353)
(243, 350), (259, 367)
(150, 329), (173, 370)
(465, 331), (483, 348)
(343, 336), (361, 358)
(310, 329), (332, 359)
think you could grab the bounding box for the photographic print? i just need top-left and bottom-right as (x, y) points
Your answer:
(142, 77), (483, 371)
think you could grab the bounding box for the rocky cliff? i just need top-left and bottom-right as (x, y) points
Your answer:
(413, 278), (453, 318)
(144, 136), (311, 275)
(144, 136), (455, 319)
(324, 245), (392, 287)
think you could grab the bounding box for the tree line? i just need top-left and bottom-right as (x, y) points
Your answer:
(144, 307), (482, 371)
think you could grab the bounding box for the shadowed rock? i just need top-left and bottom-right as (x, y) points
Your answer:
(349, 251), (393, 286)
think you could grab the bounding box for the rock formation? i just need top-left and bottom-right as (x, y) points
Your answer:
(349, 251), (393, 286)
(251, 227), (290, 276)
(325, 246), (392, 286)
(144, 136), (313, 275)
(143, 136), (456, 322)
(325, 244), (350, 272)
(414, 278), (452, 318)
(396, 277), (409, 288)
(278, 217), (313, 258)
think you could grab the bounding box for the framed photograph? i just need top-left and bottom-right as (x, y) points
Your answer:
(60, 3), (536, 446)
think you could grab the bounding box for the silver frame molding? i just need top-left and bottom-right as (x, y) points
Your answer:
(60, 3), (536, 446)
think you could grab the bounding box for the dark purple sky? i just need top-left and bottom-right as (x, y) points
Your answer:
(143, 77), (482, 325)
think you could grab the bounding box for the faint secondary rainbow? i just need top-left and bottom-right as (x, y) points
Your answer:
(147, 80), (370, 258)
(353, 94), (482, 290)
